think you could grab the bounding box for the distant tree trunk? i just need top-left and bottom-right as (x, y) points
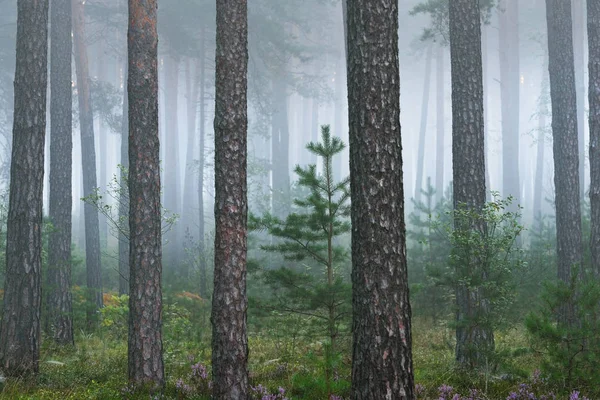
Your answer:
(415, 44), (433, 203)
(97, 44), (109, 248)
(346, 0), (414, 398)
(47, 0), (74, 345)
(271, 76), (290, 218)
(482, 24), (492, 201)
(573, 0), (585, 199)
(73, 0), (103, 328)
(127, 0), (164, 388)
(436, 45), (445, 203)
(546, 0), (584, 293)
(0, 0), (48, 377)
(333, 57), (344, 182)
(164, 55), (181, 270)
(211, 0), (249, 398)
(449, 0), (493, 368)
(533, 106), (546, 227)
(499, 0), (521, 208)
(311, 80), (319, 166)
(198, 29), (208, 299)
(588, 0), (600, 275)
(118, 59), (129, 296)
(182, 57), (199, 280)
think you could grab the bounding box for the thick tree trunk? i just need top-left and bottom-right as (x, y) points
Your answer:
(0, 0), (48, 376)
(346, 1), (414, 398)
(415, 44), (433, 203)
(546, 0), (584, 293)
(127, 0), (164, 388)
(573, 0), (586, 199)
(73, 0), (103, 328)
(499, 0), (521, 208)
(198, 29), (208, 299)
(482, 24), (492, 201)
(449, 0), (493, 368)
(118, 59), (129, 296)
(588, 0), (600, 274)
(47, 0), (74, 346)
(436, 45), (445, 204)
(211, 0), (249, 398)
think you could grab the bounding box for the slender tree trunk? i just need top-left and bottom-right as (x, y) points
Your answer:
(212, 0), (249, 397)
(436, 45), (445, 204)
(333, 57), (344, 182)
(311, 82), (319, 166)
(588, 0), (600, 274)
(198, 29), (208, 299)
(118, 58), (129, 296)
(271, 76), (290, 218)
(96, 43), (108, 247)
(573, 0), (586, 199)
(546, 0), (584, 289)
(449, 0), (493, 368)
(73, 0), (103, 328)
(127, 0), (164, 388)
(0, 0), (48, 376)
(499, 0), (521, 208)
(533, 108), (546, 227)
(47, 0), (74, 345)
(347, 0), (414, 397)
(415, 44), (433, 203)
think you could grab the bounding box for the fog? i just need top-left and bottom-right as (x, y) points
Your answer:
(0, 0), (569, 269)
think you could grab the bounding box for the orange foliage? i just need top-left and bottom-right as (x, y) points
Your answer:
(176, 291), (203, 302)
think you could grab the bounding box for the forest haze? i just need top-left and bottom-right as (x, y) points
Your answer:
(0, 0), (598, 399)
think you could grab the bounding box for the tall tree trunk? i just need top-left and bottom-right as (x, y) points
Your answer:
(212, 0), (249, 397)
(588, 0), (600, 275)
(271, 76), (290, 218)
(0, 0), (48, 376)
(47, 0), (74, 345)
(118, 58), (129, 296)
(97, 43), (109, 247)
(127, 0), (164, 388)
(415, 44), (433, 203)
(311, 81), (319, 166)
(347, 0), (414, 397)
(533, 107), (547, 228)
(546, 0), (584, 326)
(73, 0), (103, 328)
(164, 55), (181, 271)
(333, 56), (344, 182)
(449, 0), (493, 368)
(482, 24), (492, 201)
(198, 28), (208, 299)
(573, 0), (586, 199)
(499, 0), (521, 208)
(436, 45), (445, 204)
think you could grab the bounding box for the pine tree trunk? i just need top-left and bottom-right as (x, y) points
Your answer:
(449, 0), (493, 368)
(588, 0), (600, 274)
(415, 44), (433, 203)
(183, 57), (199, 264)
(482, 24), (492, 201)
(47, 0), (74, 345)
(499, 0), (521, 208)
(198, 28), (208, 299)
(0, 0), (48, 376)
(435, 45), (445, 204)
(97, 44), (109, 248)
(211, 0), (249, 397)
(164, 55), (181, 271)
(127, 0), (164, 388)
(271, 76), (290, 218)
(546, 0), (584, 296)
(118, 58), (129, 296)
(533, 107), (546, 227)
(73, 0), (103, 328)
(347, 0), (414, 397)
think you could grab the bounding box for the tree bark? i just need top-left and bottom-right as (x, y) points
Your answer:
(72, 0), (103, 329)
(415, 44), (433, 203)
(436, 45), (445, 204)
(211, 0), (249, 398)
(347, 1), (414, 398)
(499, 0), (521, 208)
(545, 0), (584, 294)
(449, 0), (493, 368)
(588, 0), (600, 274)
(127, 0), (164, 388)
(0, 0), (48, 377)
(47, 0), (74, 346)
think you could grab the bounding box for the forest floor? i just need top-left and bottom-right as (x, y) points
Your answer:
(0, 317), (587, 400)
